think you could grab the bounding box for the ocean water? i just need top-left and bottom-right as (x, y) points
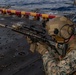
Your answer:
(0, 0), (76, 15)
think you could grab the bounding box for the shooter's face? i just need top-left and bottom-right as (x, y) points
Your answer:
(45, 16), (73, 40)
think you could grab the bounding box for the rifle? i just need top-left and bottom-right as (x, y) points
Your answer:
(0, 23), (68, 57)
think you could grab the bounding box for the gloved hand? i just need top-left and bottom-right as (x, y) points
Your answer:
(26, 37), (36, 52)
(36, 42), (48, 55)
(26, 37), (48, 55)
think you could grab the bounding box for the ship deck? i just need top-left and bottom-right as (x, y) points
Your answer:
(0, 15), (45, 75)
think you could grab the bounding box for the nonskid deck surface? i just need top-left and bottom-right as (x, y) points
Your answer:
(0, 15), (45, 75)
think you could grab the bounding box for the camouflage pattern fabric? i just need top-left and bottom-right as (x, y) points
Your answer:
(42, 49), (76, 75)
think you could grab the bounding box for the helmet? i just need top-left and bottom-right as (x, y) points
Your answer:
(45, 16), (74, 40)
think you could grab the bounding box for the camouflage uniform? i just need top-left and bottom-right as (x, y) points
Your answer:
(42, 49), (76, 75)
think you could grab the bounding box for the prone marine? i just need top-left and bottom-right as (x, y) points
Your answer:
(26, 16), (76, 75)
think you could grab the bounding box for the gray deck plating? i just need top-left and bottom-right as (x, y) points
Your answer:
(0, 15), (45, 75)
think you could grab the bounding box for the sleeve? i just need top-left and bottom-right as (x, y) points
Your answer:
(42, 49), (76, 75)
